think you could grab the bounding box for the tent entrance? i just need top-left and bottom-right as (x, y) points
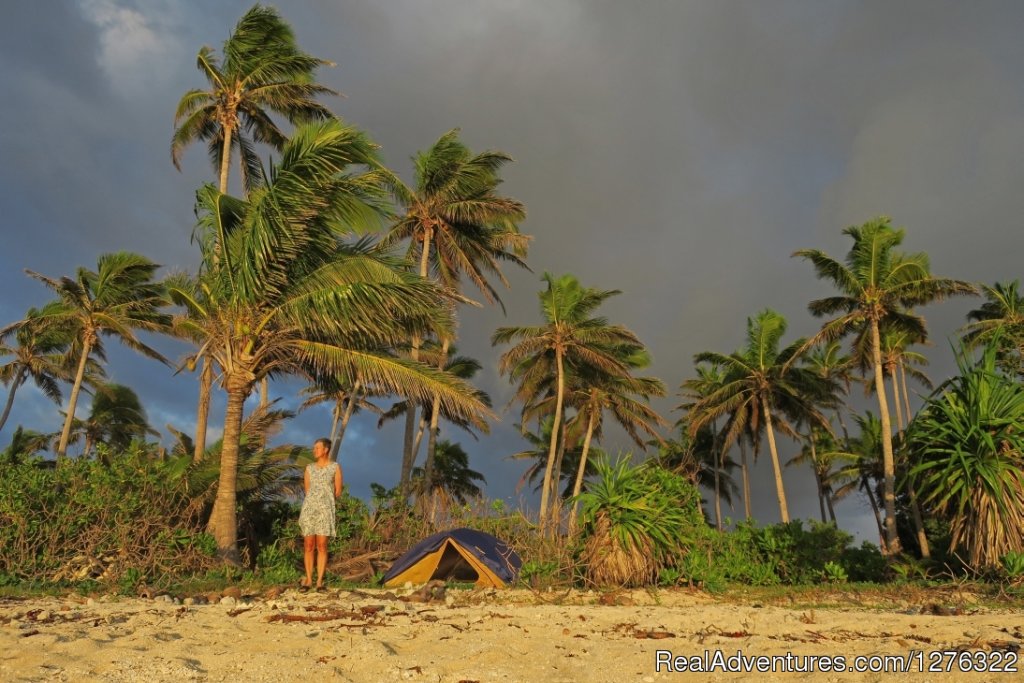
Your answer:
(433, 542), (479, 582)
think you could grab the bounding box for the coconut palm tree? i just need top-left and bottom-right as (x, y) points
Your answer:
(172, 4), (336, 461)
(688, 309), (828, 524)
(507, 416), (601, 501)
(0, 302), (76, 434)
(1, 426), (51, 465)
(3, 253), (171, 462)
(68, 383), (157, 461)
(793, 216), (976, 553)
(380, 129), (527, 490)
(962, 280), (1024, 378)
(656, 421), (740, 527)
(410, 439), (486, 506)
(493, 273), (641, 527)
(299, 373), (382, 461)
(171, 3), (335, 194)
(173, 119), (491, 562)
(829, 411), (888, 550)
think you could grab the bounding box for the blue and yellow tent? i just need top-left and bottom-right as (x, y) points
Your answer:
(382, 528), (522, 588)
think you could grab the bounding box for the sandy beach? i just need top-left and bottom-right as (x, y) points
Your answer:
(1, 586), (1021, 682)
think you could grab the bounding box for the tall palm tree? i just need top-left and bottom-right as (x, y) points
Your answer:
(656, 421), (739, 527)
(411, 439), (486, 505)
(381, 129), (527, 490)
(172, 3), (335, 194)
(3, 253), (171, 462)
(0, 302), (75, 434)
(172, 4), (336, 462)
(1, 425), (51, 465)
(299, 373), (382, 461)
(493, 273), (640, 527)
(793, 217), (976, 553)
(688, 309), (828, 523)
(507, 416), (602, 500)
(962, 280), (1024, 378)
(174, 119), (491, 562)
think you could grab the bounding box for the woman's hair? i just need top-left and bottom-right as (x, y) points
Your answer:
(315, 437), (332, 451)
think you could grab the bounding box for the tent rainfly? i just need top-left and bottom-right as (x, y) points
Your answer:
(382, 528), (522, 588)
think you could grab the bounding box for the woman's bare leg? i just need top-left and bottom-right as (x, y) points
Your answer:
(302, 536), (315, 586)
(315, 536), (328, 587)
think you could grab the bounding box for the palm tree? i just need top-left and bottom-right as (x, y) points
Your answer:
(3, 253), (171, 462)
(829, 411), (887, 550)
(962, 280), (1024, 378)
(567, 354), (666, 524)
(0, 302), (75, 434)
(69, 383), (157, 460)
(377, 344), (491, 475)
(1, 425), (51, 465)
(493, 273), (641, 527)
(410, 439), (486, 506)
(299, 373), (381, 461)
(172, 3), (335, 194)
(794, 216), (976, 554)
(656, 421), (739, 527)
(172, 4), (335, 461)
(507, 416), (601, 501)
(174, 119), (491, 562)
(688, 309), (828, 523)
(381, 129), (528, 490)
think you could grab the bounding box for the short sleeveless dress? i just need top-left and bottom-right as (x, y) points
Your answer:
(298, 462), (339, 537)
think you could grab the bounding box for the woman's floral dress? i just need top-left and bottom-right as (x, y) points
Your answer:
(298, 462), (339, 537)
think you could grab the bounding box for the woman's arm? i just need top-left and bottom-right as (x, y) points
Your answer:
(334, 463), (343, 498)
(303, 465), (310, 495)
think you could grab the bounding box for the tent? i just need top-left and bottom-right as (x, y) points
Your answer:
(382, 528), (522, 588)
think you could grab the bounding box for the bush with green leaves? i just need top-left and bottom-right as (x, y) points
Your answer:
(0, 448), (213, 586)
(575, 456), (704, 586)
(906, 340), (1024, 570)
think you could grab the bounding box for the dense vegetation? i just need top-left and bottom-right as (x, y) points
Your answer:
(2, 4), (1023, 593)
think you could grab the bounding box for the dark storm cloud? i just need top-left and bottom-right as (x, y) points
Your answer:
(3, 0), (1023, 541)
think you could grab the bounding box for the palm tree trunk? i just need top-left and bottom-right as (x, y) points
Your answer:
(890, 372), (930, 558)
(870, 318), (902, 555)
(809, 435), (827, 523)
(57, 333), (94, 462)
(761, 396), (790, 523)
(890, 369), (904, 435)
(0, 368), (26, 434)
(899, 361), (912, 424)
(210, 371), (249, 565)
(862, 475), (887, 553)
(218, 123), (233, 194)
(740, 438), (752, 519)
(423, 339), (450, 494)
(260, 377), (269, 409)
(193, 359), (213, 462)
(327, 399), (343, 455)
(712, 421), (723, 531)
(401, 229), (434, 491)
(568, 404), (598, 535)
(330, 378), (361, 461)
(539, 348), (565, 530)
(824, 484), (837, 523)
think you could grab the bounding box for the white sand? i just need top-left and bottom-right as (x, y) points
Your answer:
(1, 587), (1021, 682)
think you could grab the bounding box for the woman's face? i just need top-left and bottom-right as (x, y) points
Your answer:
(314, 442), (328, 460)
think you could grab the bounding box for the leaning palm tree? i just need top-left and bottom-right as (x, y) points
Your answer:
(688, 309), (829, 523)
(172, 4), (335, 461)
(380, 129), (528, 490)
(829, 411), (888, 550)
(3, 253), (171, 462)
(0, 302), (75, 434)
(68, 383), (158, 461)
(173, 119), (491, 562)
(299, 373), (382, 461)
(1, 425), (52, 465)
(793, 217), (976, 554)
(493, 273), (641, 528)
(961, 280), (1024, 378)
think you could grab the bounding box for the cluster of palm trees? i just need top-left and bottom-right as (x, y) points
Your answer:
(2, 6), (1023, 574)
(676, 217), (1024, 567)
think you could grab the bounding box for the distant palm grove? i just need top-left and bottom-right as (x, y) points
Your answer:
(2, 5), (1024, 590)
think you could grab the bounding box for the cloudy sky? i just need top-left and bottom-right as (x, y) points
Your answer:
(2, 1), (1022, 543)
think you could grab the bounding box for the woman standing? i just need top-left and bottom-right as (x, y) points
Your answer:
(298, 437), (343, 591)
